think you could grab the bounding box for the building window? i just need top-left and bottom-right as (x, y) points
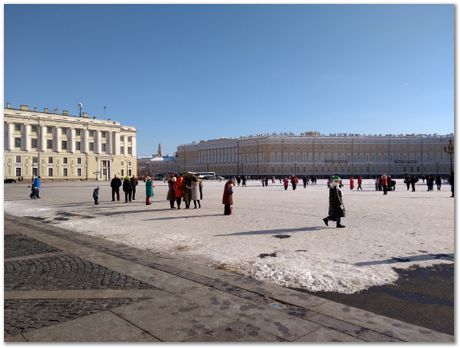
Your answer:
(31, 139), (38, 149)
(77, 168), (82, 176)
(75, 129), (81, 136)
(16, 168), (22, 177)
(63, 168), (68, 177)
(128, 136), (132, 142)
(120, 146), (124, 154)
(128, 147), (132, 155)
(128, 161), (132, 167)
(90, 130), (95, 137)
(101, 131), (106, 138)
(15, 124), (21, 131)
(14, 138), (21, 148)
(47, 139), (53, 149)
(63, 157), (68, 164)
(48, 157), (53, 164)
(32, 157), (38, 164)
(32, 168), (38, 176)
(77, 158), (82, 165)
(47, 126), (53, 134)
(121, 169), (124, 176)
(76, 141), (81, 151)
(102, 143), (106, 152)
(48, 168), (53, 177)
(89, 142), (94, 151)
(15, 156), (21, 163)
(128, 169), (132, 176)
(61, 127), (68, 134)
(121, 136), (125, 142)
(121, 161), (124, 166)
(31, 125), (38, 133)
(62, 141), (67, 150)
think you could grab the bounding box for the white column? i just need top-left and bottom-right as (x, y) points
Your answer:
(40, 126), (47, 151)
(53, 126), (62, 152)
(22, 124), (31, 151)
(123, 135), (128, 156)
(95, 130), (101, 154)
(68, 128), (75, 153)
(131, 135), (136, 157)
(6, 123), (14, 151)
(82, 129), (89, 153)
(114, 132), (120, 155)
(106, 131), (112, 155)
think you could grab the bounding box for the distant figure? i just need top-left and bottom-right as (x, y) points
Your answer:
(122, 176), (132, 203)
(192, 176), (201, 209)
(145, 176), (154, 205)
(410, 175), (418, 192)
(242, 176), (247, 187)
(30, 176), (41, 199)
(349, 176), (355, 190)
(167, 176), (176, 208)
(375, 176), (381, 191)
(261, 178), (265, 187)
(130, 176), (138, 200)
(111, 175), (122, 201)
(449, 171), (454, 197)
(183, 175), (193, 209)
(222, 180), (234, 215)
(291, 176), (298, 190)
(175, 174), (184, 209)
(404, 174), (411, 191)
(93, 187), (100, 205)
(283, 177), (289, 190)
(302, 176), (307, 189)
(422, 175), (426, 183)
(357, 176), (363, 191)
(426, 175), (435, 191)
(265, 177), (269, 187)
(236, 176), (241, 186)
(381, 174), (388, 195)
(323, 175), (346, 228)
(435, 175), (442, 191)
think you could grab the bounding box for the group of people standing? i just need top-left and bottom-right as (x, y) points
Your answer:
(110, 175), (138, 203)
(166, 174), (203, 209)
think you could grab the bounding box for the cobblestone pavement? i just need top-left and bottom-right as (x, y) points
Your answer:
(4, 215), (454, 342)
(5, 299), (139, 336)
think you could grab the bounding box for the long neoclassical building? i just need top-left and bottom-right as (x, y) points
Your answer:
(4, 104), (137, 181)
(175, 132), (453, 177)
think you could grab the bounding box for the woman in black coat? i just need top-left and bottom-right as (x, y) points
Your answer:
(122, 176), (133, 203)
(323, 175), (346, 228)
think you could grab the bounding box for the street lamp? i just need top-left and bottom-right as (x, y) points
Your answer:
(444, 139), (454, 175)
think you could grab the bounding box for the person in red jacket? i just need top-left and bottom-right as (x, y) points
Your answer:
(357, 176), (363, 191)
(381, 174), (388, 195)
(283, 177), (289, 190)
(175, 174), (184, 208)
(222, 180), (234, 215)
(349, 176), (355, 190)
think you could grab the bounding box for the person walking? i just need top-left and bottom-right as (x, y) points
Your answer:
(449, 171), (454, 197)
(410, 175), (418, 192)
(130, 176), (138, 200)
(349, 176), (355, 190)
(236, 176), (241, 186)
(322, 175), (346, 228)
(191, 176), (201, 209)
(302, 176), (307, 189)
(175, 174), (184, 209)
(261, 178), (265, 187)
(33, 176), (41, 198)
(404, 174), (411, 191)
(291, 176), (298, 190)
(381, 174), (388, 195)
(183, 175), (193, 209)
(242, 176), (247, 187)
(283, 177), (289, 190)
(93, 187), (100, 205)
(435, 175), (442, 191)
(122, 176), (132, 203)
(357, 176), (363, 191)
(265, 177), (269, 187)
(167, 176), (176, 208)
(111, 175), (122, 202)
(145, 176), (154, 205)
(222, 179), (234, 215)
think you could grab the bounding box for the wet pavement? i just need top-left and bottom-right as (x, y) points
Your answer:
(297, 264), (454, 335)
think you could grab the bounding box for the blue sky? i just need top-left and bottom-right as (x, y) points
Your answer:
(5, 4), (454, 155)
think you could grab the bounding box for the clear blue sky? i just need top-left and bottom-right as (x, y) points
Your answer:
(5, 4), (454, 156)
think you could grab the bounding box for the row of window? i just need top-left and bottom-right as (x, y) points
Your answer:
(15, 156), (133, 167)
(15, 167), (133, 178)
(12, 124), (133, 142)
(12, 138), (132, 154)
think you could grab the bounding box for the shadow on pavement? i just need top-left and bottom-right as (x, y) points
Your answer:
(355, 253), (454, 266)
(215, 226), (324, 237)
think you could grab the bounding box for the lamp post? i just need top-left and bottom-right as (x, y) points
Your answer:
(444, 139), (454, 175)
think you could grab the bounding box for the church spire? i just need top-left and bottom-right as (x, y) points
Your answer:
(157, 143), (162, 157)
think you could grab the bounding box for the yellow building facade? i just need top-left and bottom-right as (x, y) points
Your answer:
(4, 105), (137, 181)
(176, 132), (453, 177)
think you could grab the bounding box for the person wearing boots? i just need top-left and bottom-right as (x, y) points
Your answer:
(323, 175), (346, 228)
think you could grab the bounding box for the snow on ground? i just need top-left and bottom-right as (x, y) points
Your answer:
(4, 179), (454, 294)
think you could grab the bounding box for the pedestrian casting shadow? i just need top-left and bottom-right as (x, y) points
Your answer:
(97, 208), (173, 216)
(355, 253), (454, 266)
(215, 226), (324, 237)
(143, 214), (223, 221)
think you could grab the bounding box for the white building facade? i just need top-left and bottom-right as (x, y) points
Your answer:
(4, 104), (137, 181)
